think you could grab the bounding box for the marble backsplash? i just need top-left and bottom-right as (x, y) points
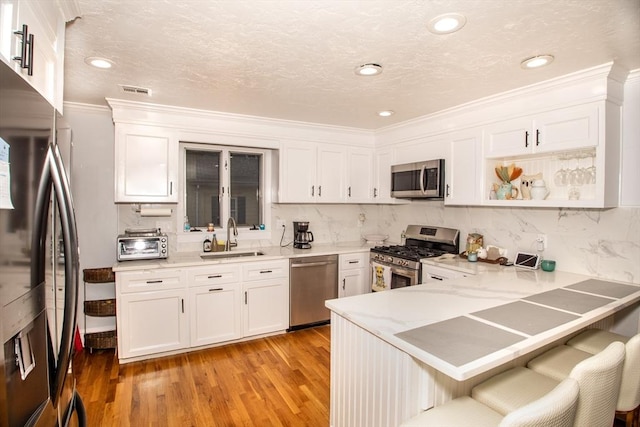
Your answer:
(118, 203), (639, 284)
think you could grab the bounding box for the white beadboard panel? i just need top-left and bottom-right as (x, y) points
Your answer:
(330, 312), (434, 427)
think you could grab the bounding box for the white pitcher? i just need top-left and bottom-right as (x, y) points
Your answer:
(530, 179), (549, 200)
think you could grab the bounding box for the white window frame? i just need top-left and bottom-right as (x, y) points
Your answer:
(177, 142), (274, 246)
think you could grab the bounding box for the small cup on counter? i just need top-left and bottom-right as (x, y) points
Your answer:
(467, 252), (478, 262)
(541, 259), (556, 272)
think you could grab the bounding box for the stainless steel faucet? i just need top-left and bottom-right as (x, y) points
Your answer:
(225, 217), (238, 251)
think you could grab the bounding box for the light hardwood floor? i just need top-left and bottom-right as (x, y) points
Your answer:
(74, 326), (331, 426)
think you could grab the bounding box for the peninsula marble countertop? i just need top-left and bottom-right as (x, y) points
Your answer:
(112, 241), (371, 272)
(325, 268), (640, 381)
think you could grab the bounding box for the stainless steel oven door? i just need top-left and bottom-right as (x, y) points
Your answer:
(389, 264), (419, 288)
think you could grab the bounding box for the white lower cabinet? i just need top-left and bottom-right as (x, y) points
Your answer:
(338, 252), (369, 297)
(242, 260), (289, 337)
(116, 260), (289, 362)
(118, 289), (189, 359)
(116, 268), (188, 360)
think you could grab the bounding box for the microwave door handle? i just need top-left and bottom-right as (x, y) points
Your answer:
(420, 165), (427, 194)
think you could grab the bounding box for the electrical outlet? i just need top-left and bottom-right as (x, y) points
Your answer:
(276, 219), (286, 229)
(536, 234), (547, 251)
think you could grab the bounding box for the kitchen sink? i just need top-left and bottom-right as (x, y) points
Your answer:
(200, 250), (265, 259)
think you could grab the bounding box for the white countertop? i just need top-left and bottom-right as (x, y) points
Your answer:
(325, 268), (640, 381)
(113, 241), (370, 272)
(421, 254), (505, 275)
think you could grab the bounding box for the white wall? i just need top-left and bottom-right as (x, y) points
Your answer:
(64, 103), (117, 333)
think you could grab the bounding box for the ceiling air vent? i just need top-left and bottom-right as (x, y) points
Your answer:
(118, 84), (152, 96)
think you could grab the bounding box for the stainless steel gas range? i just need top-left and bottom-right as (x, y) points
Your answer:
(370, 225), (460, 291)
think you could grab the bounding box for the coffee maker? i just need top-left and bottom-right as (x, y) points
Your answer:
(293, 221), (314, 249)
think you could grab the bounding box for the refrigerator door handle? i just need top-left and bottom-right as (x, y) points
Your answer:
(31, 143), (80, 406)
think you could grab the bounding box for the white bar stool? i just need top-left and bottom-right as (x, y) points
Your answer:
(567, 330), (640, 427)
(400, 377), (579, 427)
(472, 341), (625, 427)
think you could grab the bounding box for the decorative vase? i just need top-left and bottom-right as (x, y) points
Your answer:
(496, 183), (512, 200)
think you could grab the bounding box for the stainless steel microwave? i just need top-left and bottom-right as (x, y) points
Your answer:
(390, 159), (445, 199)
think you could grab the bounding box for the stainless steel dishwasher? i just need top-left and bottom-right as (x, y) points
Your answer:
(289, 255), (338, 330)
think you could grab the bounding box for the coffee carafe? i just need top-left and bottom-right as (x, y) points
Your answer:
(293, 221), (314, 249)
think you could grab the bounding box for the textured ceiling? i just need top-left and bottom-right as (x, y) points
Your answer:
(63, 0), (640, 130)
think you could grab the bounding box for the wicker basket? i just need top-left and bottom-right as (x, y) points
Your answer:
(84, 330), (117, 350)
(84, 298), (116, 316)
(83, 267), (115, 283)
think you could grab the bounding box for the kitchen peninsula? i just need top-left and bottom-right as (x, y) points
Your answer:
(325, 269), (640, 427)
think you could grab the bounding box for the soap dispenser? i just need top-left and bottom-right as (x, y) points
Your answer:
(203, 235), (212, 252)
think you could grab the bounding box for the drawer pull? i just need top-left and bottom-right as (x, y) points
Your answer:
(146, 280), (163, 284)
(259, 270), (273, 274)
(348, 260), (359, 264)
(209, 288), (223, 292)
(207, 274), (222, 279)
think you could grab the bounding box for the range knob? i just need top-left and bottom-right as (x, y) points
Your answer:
(386, 256), (393, 263)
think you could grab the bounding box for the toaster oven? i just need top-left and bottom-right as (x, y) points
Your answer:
(117, 229), (168, 261)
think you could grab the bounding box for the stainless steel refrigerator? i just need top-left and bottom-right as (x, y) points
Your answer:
(0, 62), (86, 426)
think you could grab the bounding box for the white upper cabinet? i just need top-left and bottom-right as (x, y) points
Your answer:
(279, 141), (350, 203)
(114, 123), (179, 203)
(346, 147), (373, 202)
(481, 101), (620, 208)
(484, 103), (599, 158)
(444, 129), (481, 206)
(372, 148), (395, 203)
(316, 143), (346, 202)
(0, 0), (71, 111)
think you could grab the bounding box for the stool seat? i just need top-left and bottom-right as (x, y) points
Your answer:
(527, 345), (593, 381)
(472, 367), (559, 415)
(400, 396), (503, 427)
(401, 378), (579, 427)
(472, 342), (625, 427)
(567, 329), (629, 354)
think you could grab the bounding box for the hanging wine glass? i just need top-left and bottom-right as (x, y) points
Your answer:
(554, 153), (568, 187)
(569, 153), (585, 186)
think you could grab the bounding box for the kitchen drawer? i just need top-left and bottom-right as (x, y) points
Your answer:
(242, 259), (288, 281)
(340, 252), (368, 270)
(187, 264), (241, 288)
(117, 269), (185, 294)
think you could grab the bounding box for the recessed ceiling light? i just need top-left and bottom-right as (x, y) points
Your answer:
(427, 13), (466, 34)
(84, 57), (114, 69)
(354, 63), (383, 76)
(377, 110), (395, 117)
(520, 55), (554, 69)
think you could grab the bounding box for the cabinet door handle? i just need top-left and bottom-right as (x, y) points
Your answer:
(26, 33), (34, 76)
(208, 288), (223, 292)
(169, 181), (173, 195)
(311, 185), (314, 196)
(446, 184), (451, 197)
(244, 291), (247, 304)
(525, 130), (529, 148)
(348, 186), (351, 197)
(342, 278), (345, 290)
(181, 299), (185, 313)
(207, 274), (222, 279)
(373, 188), (378, 198)
(536, 129), (541, 146)
(146, 280), (163, 284)
(13, 24), (28, 71)
(259, 270), (273, 274)
(318, 186), (322, 197)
